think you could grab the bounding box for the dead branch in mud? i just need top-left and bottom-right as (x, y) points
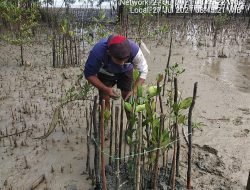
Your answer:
(0, 128), (33, 139)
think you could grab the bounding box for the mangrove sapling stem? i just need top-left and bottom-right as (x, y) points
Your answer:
(162, 36), (172, 96)
(135, 113), (142, 190)
(170, 78), (178, 189)
(246, 170), (250, 190)
(74, 37), (77, 65)
(70, 38), (73, 65)
(158, 80), (164, 114)
(176, 123), (180, 177)
(119, 99), (124, 164)
(175, 78), (180, 178)
(52, 31), (56, 67)
(115, 106), (120, 189)
(86, 107), (90, 173)
(123, 122), (128, 163)
(93, 96), (101, 189)
(100, 100), (107, 190)
(109, 101), (114, 165)
(62, 35), (65, 66)
(152, 114), (165, 190)
(187, 82), (198, 189)
(174, 76), (182, 177)
(170, 125), (177, 189)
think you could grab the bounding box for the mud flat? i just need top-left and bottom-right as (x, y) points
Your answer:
(0, 17), (249, 189)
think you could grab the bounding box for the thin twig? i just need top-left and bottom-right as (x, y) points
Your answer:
(28, 174), (45, 190)
(0, 129), (32, 139)
(187, 82), (198, 189)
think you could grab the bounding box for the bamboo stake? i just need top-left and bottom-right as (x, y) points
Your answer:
(109, 101), (114, 165)
(119, 99), (124, 164)
(175, 78), (180, 178)
(100, 100), (107, 190)
(86, 107), (90, 173)
(135, 112), (142, 190)
(69, 37), (73, 66)
(62, 35), (65, 67)
(93, 96), (101, 189)
(187, 82), (198, 189)
(246, 170), (250, 190)
(52, 31), (56, 67)
(152, 114), (164, 189)
(162, 36), (172, 96)
(170, 77), (178, 189)
(115, 106), (120, 189)
(74, 36), (77, 65)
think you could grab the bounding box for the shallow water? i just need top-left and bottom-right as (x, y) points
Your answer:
(168, 17), (250, 93)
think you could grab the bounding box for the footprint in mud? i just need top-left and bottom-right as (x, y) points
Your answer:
(192, 144), (239, 189)
(193, 144), (225, 176)
(233, 128), (249, 138)
(229, 157), (242, 173)
(232, 116), (243, 126)
(238, 107), (250, 115)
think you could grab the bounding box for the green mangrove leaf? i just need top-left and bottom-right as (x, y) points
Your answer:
(152, 118), (160, 128)
(173, 102), (179, 116)
(192, 121), (205, 129)
(124, 102), (133, 112)
(135, 104), (146, 112)
(129, 115), (138, 127)
(104, 109), (111, 121)
(126, 136), (132, 145)
(151, 100), (156, 111)
(161, 130), (170, 145)
(152, 125), (160, 142)
(156, 74), (164, 83)
(178, 114), (186, 124)
(133, 69), (140, 81)
(179, 97), (193, 110)
(137, 85), (143, 97)
(145, 101), (152, 115)
(147, 86), (158, 98)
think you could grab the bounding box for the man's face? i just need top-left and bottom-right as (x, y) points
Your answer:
(110, 56), (129, 65)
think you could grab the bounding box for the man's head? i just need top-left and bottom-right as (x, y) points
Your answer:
(107, 35), (131, 65)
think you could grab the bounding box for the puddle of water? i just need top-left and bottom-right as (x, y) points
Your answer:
(169, 18), (250, 93)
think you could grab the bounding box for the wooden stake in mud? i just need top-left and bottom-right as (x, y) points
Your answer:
(100, 100), (107, 190)
(85, 107), (90, 173)
(162, 36), (172, 96)
(170, 77), (178, 189)
(187, 82), (198, 189)
(114, 106), (120, 189)
(135, 112), (142, 190)
(247, 170), (250, 190)
(119, 99), (124, 164)
(93, 96), (101, 189)
(175, 79), (180, 178)
(109, 101), (114, 165)
(151, 114), (164, 190)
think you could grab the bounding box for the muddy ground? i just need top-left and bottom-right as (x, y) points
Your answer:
(0, 17), (249, 189)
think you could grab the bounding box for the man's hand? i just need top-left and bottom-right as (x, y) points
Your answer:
(105, 87), (120, 100)
(124, 78), (145, 101)
(124, 90), (135, 101)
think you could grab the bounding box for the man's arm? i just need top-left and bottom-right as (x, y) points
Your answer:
(124, 48), (148, 100)
(86, 75), (118, 97)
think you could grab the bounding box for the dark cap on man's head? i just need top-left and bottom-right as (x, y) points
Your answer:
(107, 35), (131, 59)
